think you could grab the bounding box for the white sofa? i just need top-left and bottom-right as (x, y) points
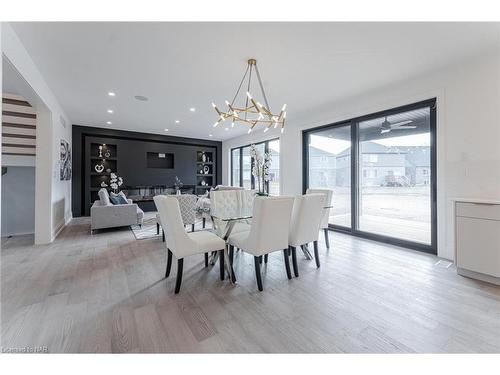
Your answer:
(90, 189), (144, 233)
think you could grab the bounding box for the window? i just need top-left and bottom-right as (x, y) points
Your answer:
(303, 99), (436, 254)
(242, 146), (251, 189)
(231, 138), (280, 194)
(231, 149), (240, 187)
(268, 139), (280, 196)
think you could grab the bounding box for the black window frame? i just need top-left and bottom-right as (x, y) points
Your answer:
(302, 98), (437, 254)
(231, 138), (280, 192)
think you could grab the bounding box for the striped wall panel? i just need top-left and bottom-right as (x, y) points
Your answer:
(2, 93), (36, 156)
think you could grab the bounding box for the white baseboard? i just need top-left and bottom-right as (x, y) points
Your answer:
(1, 230), (35, 237)
(52, 214), (72, 241)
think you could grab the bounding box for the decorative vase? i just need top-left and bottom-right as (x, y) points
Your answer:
(202, 153), (207, 163)
(203, 165), (209, 174)
(104, 150), (111, 158)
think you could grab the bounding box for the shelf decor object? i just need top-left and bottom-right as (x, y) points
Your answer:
(211, 58), (287, 134)
(94, 163), (104, 173)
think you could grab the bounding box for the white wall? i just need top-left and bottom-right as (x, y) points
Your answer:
(1, 167), (35, 236)
(222, 48), (500, 261)
(1, 22), (72, 243)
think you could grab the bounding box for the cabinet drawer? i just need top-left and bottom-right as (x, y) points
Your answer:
(456, 216), (500, 277)
(456, 202), (500, 221)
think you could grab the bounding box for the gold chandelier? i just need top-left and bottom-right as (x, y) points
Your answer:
(212, 59), (287, 134)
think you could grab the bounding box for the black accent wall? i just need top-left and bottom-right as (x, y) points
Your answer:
(72, 125), (222, 217)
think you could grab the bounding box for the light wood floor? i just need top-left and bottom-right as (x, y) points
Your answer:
(2, 218), (499, 353)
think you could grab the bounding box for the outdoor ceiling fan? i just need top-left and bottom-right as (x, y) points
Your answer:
(380, 116), (416, 134)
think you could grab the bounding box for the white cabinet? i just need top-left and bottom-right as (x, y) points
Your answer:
(455, 200), (500, 285)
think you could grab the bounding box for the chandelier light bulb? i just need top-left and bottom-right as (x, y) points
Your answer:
(281, 127), (284, 133)
(225, 100), (230, 106)
(231, 122), (235, 128)
(263, 127), (269, 133)
(274, 122), (278, 128)
(246, 92), (252, 100)
(282, 104), (287, 111)
(213, 121), (220, 128)
(212, 102), (217, 108)
(247, 128), (252, 134)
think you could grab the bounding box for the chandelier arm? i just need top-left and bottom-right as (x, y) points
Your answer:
(230, 63), (250, 106)
(254, 64), (271, 111)
(244, 63), (253, 121)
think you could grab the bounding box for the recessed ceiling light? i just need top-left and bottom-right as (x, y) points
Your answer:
(225, 128), (229, 131)
(108, 92), (116, 97)
(189, 107), (196, 112)
(134, 95), (149, 101)
(209, 134), (213, 137)
(164, 128), (169, 132)
(106, 121), (112, 125)
(175, 120), (180, 124)
(107, 109), (114, 114)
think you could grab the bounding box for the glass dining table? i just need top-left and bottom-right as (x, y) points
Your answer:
(208, 206), (254, 283)
(206, 203), (333, 284)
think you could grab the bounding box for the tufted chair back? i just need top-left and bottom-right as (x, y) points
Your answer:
(289, 194), (325, 247)
(306, 188), (333, 229)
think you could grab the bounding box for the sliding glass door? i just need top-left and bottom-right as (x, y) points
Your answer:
(357, 107), (432, 245)
(303, 99), (436, 253)
(306, 124), (352, 229)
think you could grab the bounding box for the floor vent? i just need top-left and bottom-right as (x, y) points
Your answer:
(434, 259), (453, 268)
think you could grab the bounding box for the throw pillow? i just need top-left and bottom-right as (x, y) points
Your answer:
(110, 191), (128, 205)
(116, 195), (128, 204)
(98, 188), (112, 206)
(109, 195), (120, 205)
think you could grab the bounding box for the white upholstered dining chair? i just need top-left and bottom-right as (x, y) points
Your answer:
(210, 190), (253, 237)
(154, 195), (226, 294)
(306, 188), (334, 248)
(288, 194), (326, 275)
(227, 196), (295, 291)
(156, 193), (197, 242)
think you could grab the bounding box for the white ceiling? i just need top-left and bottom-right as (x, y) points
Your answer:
(9, 22), (499, 141)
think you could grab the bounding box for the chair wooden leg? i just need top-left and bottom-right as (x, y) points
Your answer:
(254, 256), (263, 291)
(156, 223), (160, 235)
(165, 249), (173, 278)
(174, 259), (184, 294)
(162, 232), (165, 242)
(259, 255), (263, 264)
(283, 249), (292, 280)
(219, 249), (225, 280)
(324, 228), (330, 249)
(264, 254), (268, 264)
(204, 252), (209, 267)
(313, 241), (320, 268)
(202, 218), (206, 228)
(229, 245), (234, 263)
(228, 246), (237, 283)
(291, 246), (299, 277)
(191, 224), (195, 232)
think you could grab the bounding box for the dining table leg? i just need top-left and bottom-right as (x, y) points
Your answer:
(300, 244), (313, 260)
